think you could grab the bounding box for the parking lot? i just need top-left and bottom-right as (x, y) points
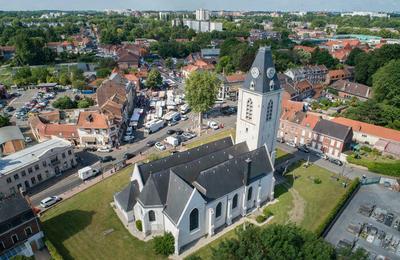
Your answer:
(325, 184), (400, 259)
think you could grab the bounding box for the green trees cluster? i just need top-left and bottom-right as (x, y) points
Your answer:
(14, 33), (55, 66)
(310, 48), (339, 69)
(145, 69), (162, 89)
(53, 96), (94, 109)
(211, 224), (335, 260)
(0, 115), (10, 127)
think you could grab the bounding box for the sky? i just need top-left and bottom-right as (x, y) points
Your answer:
(0, 0), (399, 12)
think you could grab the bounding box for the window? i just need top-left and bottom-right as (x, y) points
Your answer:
(6, 177), (12, 184)
(42, 161), (47, 167)
(266, 100), (273, 121)
(34, 164), (39, 171)
(216, 202), (222, 218)
(37, 174), (42, 182)
(68, 150), (72, 155)
(189, 208), (199, 231)
(148, 210), (156, 222)
(62, 153), (66, 159)
(11, 234), (18, 244)
(245, 99), (253, 120)
(13, 174), (19, 181)
(31, 177), (36, 185)
(21, 170), (26, 177)
(25, 226), (32, 236)
(232, 194), (238, 209)
(28, 168), (33, 174)
(247, 187), (253, 201)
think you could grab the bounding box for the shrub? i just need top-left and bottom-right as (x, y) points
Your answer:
(315, 178), (360, 236)
(186, 255), (202, 260)
(45, 238), (64, 260)
(263, 209), (274, 218)
(314, 178), (322, 184)
(135, 220), (142, 231)
(153, 232), (175, 256)
(256, 215), (266, 223)
(360, 146), (372, 153)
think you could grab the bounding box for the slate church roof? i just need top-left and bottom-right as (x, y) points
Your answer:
(117, 136), (274, 225)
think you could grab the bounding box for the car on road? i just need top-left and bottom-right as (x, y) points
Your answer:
(329, 158), (343, 166)
(123, 135), (135, 143)
(97, 146), (112, 153)
(175, 129), (184, 135)
(181, 115), (189, 121)
(83, 146), (97, 152)
(167, 129), (176, 135)
(182, 132), (194, 140)
(100, 155), (115, 163)
(24, 136), (32, 143)
(146, 140), (156, 147)
(208, 121), (219, 130)
(297, 145), (310, 153)
(168, 120), (179, 127)
(155, 142), (166, 151)
(40, 196), (62, 208)
(124, 153), (135, 160)
(286, 141), (296, 147)
(315, 152), (328, 160)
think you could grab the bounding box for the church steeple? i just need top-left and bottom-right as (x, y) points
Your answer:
(235, 46), (283, 161)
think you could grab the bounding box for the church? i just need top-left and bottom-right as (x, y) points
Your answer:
(113, 46), (282, 255)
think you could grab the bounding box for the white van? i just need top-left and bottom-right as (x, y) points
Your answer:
(180, 104), (190, 114)
(78, 166), (100, 180)
(164, 136), (179, 147)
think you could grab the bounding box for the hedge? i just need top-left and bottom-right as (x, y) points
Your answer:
(153, 232), (175, 256)
(45, 238), (64, 260)
(347, 156), (400, 177)
(315, 178), (360, 237)
(135, 220), (142, 231)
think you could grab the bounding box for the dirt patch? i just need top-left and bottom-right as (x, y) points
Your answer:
(283, 183), (306, 224)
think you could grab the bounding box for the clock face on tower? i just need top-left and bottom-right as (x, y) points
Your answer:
(266, 67), (276, 79)
(251, 67), (260, 78)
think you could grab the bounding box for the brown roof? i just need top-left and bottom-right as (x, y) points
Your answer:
(77, 111), (109, 129)
(330, 80), (371, 99)
(101, 99), (123, 119)
(117, 51), (140, 63)
(29, 115), (78, 139)
(294, 45), (316, 53)
(328, 69), (351, 79)
(96, 79), (127, 107)
(332, 117), (400, 143)
(225, 73), (246, 83)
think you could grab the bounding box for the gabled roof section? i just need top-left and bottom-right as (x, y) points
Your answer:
(164, 172), (194, 225)
(314, 119), (352, 141)
(0, 195), (32, 224)
(137, 175), (163, 207)
(114, 180), (139, 212)
(0, 126), (24, 144)
(242, 46), (281, 94)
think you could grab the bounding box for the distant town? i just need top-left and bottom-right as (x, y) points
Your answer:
(0, 8), (399, 260)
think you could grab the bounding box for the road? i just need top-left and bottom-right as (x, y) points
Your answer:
(28, 110), (237, 207)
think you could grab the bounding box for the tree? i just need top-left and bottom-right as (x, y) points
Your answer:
(165, 57), (173, 69)
(153, 232), (175, 256)
(372, 59), (400, 107)
(212, 224), (335, 260)
(72, 80), (86, 90)
(345, 48), (364, 66)
(145, 69), (162, 89)
(0, 115), (10, 127)
(31, 67), (50, 84)
(96, 68), (112, 78)
(52, 96), (77, 109)
(216, 56), (235, 74)
(13, 66), (33, 86)
(311, 48), (338, 69)
(185, 71), (220, 135)
(311, 19), (327, 29)
(77, 97), (95, 108)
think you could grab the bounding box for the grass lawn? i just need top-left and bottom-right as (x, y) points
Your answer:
(347, 150), (400, 177)
(40, 166), (165, 260)
(188, 163), (351, 258)
(275, 148), (295, 165)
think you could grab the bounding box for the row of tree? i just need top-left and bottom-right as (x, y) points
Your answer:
(52, 96), (94, 109)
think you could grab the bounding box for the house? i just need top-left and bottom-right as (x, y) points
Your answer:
(284, 65), (328, 84)
(217, 72), (246, 100)
(326, 68), (353, 84)
(278, 103), (320, 146)
(114, 46), (282, 255)
(0, 138), (76, 196)
(46, 41), (75, 54)
(278, 74), (314, 101)
(181, 59), (215, 78)
(293, 45), (316, 54)
(117, 51), (140, 70)
(0, 195), (44, 259)
(311, 119), (353, 159)
(331, 117), (400, 158)
(0, 126), (25, 156)
(329, 80), (371, 101)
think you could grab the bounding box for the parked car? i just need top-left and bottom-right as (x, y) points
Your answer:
(315, 152), (328, 160)
(40, 196), (61, 208)
(124, 153), (135, 160)
(97, 146), (112, 153)
(100, 155), (115, 163)
(181, 115), (189, 121)
(146, 140), (156, 147)
(155, 142), (166, 151)
(83, 146), (97, 152)
(297, 145), (310, 153)
(329, 158), (343, 166)
(167, 129), (176, 135)
(123, 135), (135, 143)
(182, 132), (195, 140)
(208, 121), (219, 130)
(384, 213), (394, 227)
(286, 141), (296, 147)
(175, 129), (184, 135)
(168, 120), (178, 127)
(24, 136), (32, 143)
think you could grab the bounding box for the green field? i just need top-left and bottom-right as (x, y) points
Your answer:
(188, 163), (350, 259)
(275, 148), (295, 165)
(41, 166), (164, 260)
(347, 150), (400, 177)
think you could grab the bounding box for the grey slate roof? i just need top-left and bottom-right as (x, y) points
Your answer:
(242, 46), (281, 94)
(164, 172), (194, 225)
(114, 180), (139, 212)
(138, 137), (234, 183)
(313, 119), (352, 141)
(137, 175), (163, 207)
(0, 195), (32, 224)
(0, 126), (24, 145)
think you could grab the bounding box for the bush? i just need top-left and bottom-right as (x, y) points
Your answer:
(135, 220), (142, 231)
(263, 209), (274, 218)
(45, 238), (64, 260)
(314, 178), (322, 184)
(256, 215), (266, 223)
(360, 146), (372, 152)
(315, 178), (360, 236)
(153, 232), (175, 256)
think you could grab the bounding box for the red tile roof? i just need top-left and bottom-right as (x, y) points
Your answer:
(331, 117), (400, 143)
(77, 111), (110, 129)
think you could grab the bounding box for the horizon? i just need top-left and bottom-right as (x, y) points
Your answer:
(0, 0), (399, 13)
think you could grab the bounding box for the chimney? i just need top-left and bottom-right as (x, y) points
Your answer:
(243, 158), (252, 185)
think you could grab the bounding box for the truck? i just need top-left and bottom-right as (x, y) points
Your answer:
(78, 166), (100, 180)
(144, 119), (164, 134)
(164, 136), (179, 147)
(129, 108), (144, 127)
